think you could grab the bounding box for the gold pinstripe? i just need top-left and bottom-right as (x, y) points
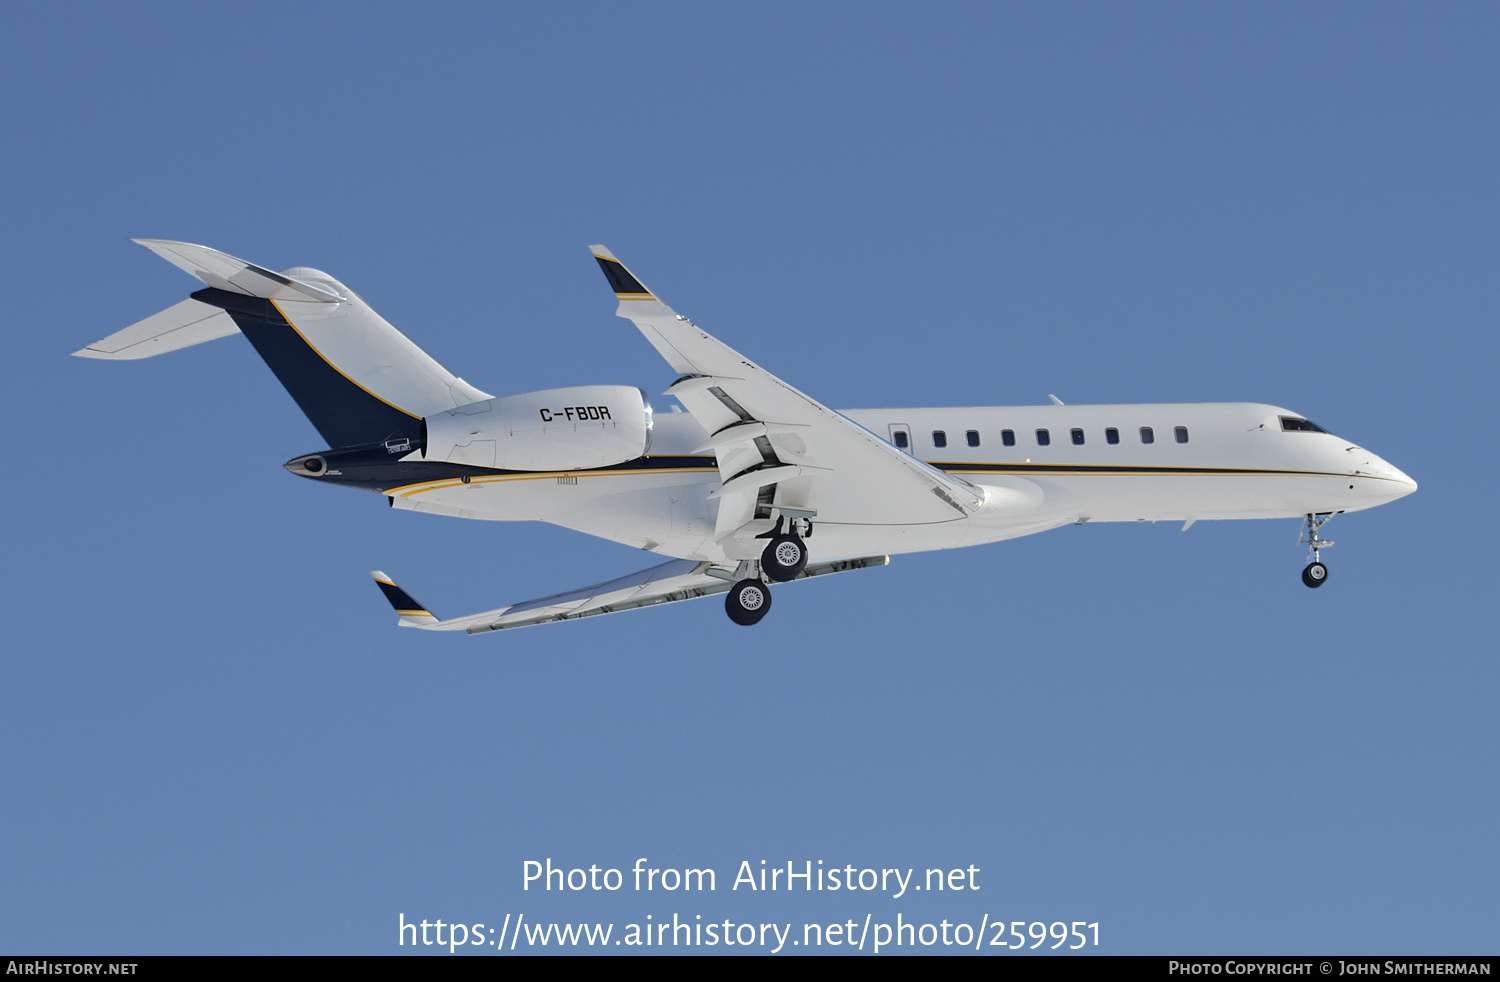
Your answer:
(385, 464), (1380, 499)
(592, 255), (655, 299)
(384, 462), (1387, 501)
(941, 465), (1382, 479)
(268, 298), (421, 421)
(385, 466), (717, 497)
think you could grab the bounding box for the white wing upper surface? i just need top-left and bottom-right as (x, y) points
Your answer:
(589, 247), (983, 544)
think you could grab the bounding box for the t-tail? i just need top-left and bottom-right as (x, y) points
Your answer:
(73, 240), (493, 451)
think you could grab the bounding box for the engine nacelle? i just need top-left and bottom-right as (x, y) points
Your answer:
(424, 385), (652, 471)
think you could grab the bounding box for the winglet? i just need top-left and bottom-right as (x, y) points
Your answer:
(589, 245), (655, 301)
(370, 571), (439, 628)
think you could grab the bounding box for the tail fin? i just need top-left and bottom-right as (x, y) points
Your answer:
(77, 240), (492, 450)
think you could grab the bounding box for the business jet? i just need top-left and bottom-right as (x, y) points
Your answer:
(73, 240), (1417, 633)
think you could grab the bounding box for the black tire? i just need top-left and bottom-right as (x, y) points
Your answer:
(725, 579), (772, 625)
(1302, 562), (1329, 588)
(761, 534), (808, 582)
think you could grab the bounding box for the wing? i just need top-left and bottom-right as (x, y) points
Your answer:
(371, 556), (887, 634)
(590, 247), (984, 554)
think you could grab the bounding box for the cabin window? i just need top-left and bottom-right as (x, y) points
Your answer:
(932, 430), (947, 448)
(1071, 428), (1085, 445)
(1175, 426), (1189, 443)
(1002, 429), (1015, 447)
(1140, 426), (1154, 444)
(1280, 417), (1327, 433)
(1106, 427), (1119, 445)
(966, 430), (980, 447)
(893, 431), (909, 449)
(1036, 429), (1051, 446)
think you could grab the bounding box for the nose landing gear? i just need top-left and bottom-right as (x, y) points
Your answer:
(1299, 512), (1336, 588)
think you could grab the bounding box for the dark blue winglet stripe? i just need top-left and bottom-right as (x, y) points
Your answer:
(374, 578), (427, 614)
(594, 256), (649, 295)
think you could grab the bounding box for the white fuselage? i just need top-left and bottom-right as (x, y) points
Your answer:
(82, 242), (1423, 630)
(385, 401), (1417, 564)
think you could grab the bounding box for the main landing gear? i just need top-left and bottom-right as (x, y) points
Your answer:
(725, 577), (773, 626)
(1299, 512), (1335, 588)
(761, 533), (808, 582)
(724, 522), (811, 625)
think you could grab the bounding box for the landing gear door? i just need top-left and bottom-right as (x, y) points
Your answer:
(888, 423), (913, 454)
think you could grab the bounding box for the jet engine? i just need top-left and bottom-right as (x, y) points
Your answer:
(423, 385), (652, 471)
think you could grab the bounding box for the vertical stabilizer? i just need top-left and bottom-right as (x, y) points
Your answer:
(79, 241), (493, 450)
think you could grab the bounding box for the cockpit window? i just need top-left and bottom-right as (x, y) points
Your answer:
(1280, 417), (1327, 433)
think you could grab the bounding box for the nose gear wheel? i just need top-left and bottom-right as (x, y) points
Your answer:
(1298, 513), (1336, 588)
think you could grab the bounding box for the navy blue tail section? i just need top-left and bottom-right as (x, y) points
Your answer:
(192, 288), (423, 450)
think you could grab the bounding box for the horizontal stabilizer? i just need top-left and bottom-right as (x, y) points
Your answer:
(72, 298), (239, 360)
(370, 571), (438, 627)
(376, 555), (888, 634)
(133, 239), (342, 302)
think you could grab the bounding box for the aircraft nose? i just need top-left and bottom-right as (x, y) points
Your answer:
(1389, 466), (1418, 496)
(1369, 456), (1417, 499)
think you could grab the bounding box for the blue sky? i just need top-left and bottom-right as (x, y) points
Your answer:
(2, 2), (1495, 955)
